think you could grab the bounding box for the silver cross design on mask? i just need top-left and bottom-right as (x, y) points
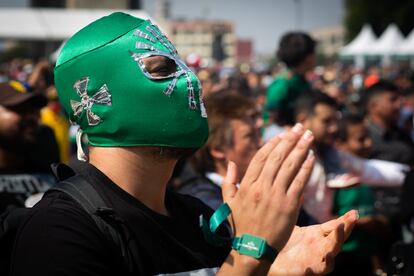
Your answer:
(70, 77), (112, 126)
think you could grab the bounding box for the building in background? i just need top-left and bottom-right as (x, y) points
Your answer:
(0, 0), (144, 59)
(31, 0), (140, 9)
(154, 0), (170, 20)
(2, 0), (246, 67)
(169, 20), (236, 67)
(310, 25), (345, 58)
(31, 0), (64, 8)
(236, 39), (253, 64)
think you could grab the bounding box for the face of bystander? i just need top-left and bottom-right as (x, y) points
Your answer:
(337, 123), (372, 158)
(0, 102), (41, 154)
(302, 103), (339, 149)
(369, 90), (401, 126)
(302, 53), (316, 73)
(219, 117), (260, 178)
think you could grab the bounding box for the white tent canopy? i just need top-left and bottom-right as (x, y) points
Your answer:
(0, 8), (152, 41)
(340, 25), (377, 57)
(397, 28), (414, 56)
(339, 24), (414, 67)
(368, 24), (404, 56)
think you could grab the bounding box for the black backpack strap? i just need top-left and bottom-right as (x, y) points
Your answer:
(47, 175), (138, 273)
(51, 163), (76, 182)
(50, 176), (123, 245)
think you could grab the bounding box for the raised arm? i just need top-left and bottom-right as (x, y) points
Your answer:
(337, 149), (409, 187)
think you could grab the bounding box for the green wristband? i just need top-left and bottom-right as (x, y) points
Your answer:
(200, 203), (278, 262)
(232, 234), (278, 262)
(200, 203), (232, 247)
(209, 203), (231, 233)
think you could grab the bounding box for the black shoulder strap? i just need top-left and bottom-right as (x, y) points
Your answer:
(47, 169), (138, 273)
(50, 176), (123, 246)
(51, 163), (76, 182)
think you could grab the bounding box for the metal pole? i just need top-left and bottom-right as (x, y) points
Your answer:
(294, 0), (302, 30)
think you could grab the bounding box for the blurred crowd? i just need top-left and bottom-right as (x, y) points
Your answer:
(1, 31), (414, 275)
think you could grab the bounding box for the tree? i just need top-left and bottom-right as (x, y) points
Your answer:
(345, 0), (414, 42)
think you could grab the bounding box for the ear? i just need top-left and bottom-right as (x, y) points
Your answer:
(368, 98), (377, 112)
(209, 147), (226, 160)
(296, 112), (308, 125)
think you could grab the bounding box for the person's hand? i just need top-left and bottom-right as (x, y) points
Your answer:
(33, 60), (51, 72)
(222, 123), (314, 253)
(268, 210), (358, 275)
(27, 60), (52, 90)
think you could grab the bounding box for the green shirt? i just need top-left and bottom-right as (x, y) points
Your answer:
(333, 185), (377, 257)
(264, 71), (310, 125)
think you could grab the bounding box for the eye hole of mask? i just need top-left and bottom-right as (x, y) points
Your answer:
(141, 55), (178, 78)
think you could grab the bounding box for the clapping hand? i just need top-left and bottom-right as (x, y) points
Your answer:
(218, 124), (316, 275)
(218, 124), (357, 275)
(268, 210), (357, 275)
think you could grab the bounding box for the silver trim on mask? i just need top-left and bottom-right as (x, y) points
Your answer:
(184, 73), (197, 110)
(145, 24), (178, 56)
(131, 21), (206, 115)
(131, 51), (182, 80)
(133, 29), (156, 43)
(135, 42), (157, 52)
(196, 78), (208, 118)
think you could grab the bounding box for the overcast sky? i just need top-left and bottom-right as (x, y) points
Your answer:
(1, 0), (344, 55)
(145, 0), (344, 55)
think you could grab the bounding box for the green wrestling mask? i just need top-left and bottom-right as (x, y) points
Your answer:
(54, 12), (208, 152)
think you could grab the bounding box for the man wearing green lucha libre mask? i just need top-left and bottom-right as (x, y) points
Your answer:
(10, 12), (357, 275)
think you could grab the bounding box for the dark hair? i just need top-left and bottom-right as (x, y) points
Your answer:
(337, 113), (365, 142)
(294, 90), (338, 119)
(402, 86), (414, 97)
(277, 32), (316, 68)
(364, 80), (400, 100)
(363, 80), (400, 108)
(366, 80), (399, 94)
(191, 92), (256, 174)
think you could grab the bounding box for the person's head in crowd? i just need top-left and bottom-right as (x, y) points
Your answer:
(294, 90), (339, 150)
(402, 86), (414, 110)
(393, 68), (413, 90)
(363, 66), (380, 88)
(226, 72), (251, 97)
(54, 12), (208, 166)
(0, 81), (47, 160)
(246, 71), (262, 92)
(192, 92), (260, 178)
(321, 78), (346, 107)
(364, 80), (401, 129)
(277, 32), (316, 74)
(399, 86), (414, 135)
(27, 60), (54, 93)
(336, 113), (372, 158)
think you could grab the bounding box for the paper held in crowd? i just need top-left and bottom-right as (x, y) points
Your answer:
(326, 173), (361, 189)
